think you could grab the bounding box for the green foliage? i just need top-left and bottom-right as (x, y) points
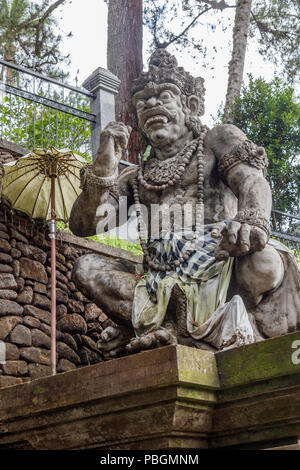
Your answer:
(0, 0), (71, 79)
(143, 0), (300, 80)
(57, 221), (143, 256)
(250, 0), (300, 82)
(225, 75), (300, 235)
(0, 92), (92, 161)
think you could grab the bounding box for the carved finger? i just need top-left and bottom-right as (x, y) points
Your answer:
(211, 222), (226, 239)
(214, 245), (230, 261)
(227, 220), (241, 245)
(140, 334), (157, 349)
(251, 226), (267, 251)
(97, 336), (123, 352)
(100, 326), (120, 343)
(239, 223), (251, 253)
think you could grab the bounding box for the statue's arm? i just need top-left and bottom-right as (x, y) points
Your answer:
(208, 124), (271, 257)
(69, 122), (135, 237)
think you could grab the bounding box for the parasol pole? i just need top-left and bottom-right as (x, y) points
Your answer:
(50, 162), (57, 375)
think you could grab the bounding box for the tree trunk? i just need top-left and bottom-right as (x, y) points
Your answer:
(223, 0), (252, 123)
(4, 43), (16, 84)
(107, 0), (143, 164)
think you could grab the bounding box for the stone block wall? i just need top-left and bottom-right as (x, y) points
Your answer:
(0, 141), (141, 388)
(0, 203), (118, 388)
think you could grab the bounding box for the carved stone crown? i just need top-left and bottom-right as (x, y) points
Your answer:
(131, 49), (205, 116)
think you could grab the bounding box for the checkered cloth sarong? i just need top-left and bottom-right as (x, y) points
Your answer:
(145, 228), (226, 302)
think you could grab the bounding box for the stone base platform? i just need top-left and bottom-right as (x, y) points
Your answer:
(0, 332), (299, 450)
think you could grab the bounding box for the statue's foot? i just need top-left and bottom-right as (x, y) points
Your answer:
(125, 325), (177, 354)
(97, 326), (133, 359)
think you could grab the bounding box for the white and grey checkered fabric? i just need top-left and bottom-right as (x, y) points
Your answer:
(145, 229), (226, 301)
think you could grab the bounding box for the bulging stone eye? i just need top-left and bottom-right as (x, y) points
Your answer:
(160, 91), (172, 100)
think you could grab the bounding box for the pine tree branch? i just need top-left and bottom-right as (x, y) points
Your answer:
(159, 6), (212, 48)
(34, 1), (66, 58)
(195, 0), (235, 10)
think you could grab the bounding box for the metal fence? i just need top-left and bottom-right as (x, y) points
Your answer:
(0, 59), (96, 161)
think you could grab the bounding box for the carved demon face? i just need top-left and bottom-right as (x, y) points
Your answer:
(133, 83), (191, 149)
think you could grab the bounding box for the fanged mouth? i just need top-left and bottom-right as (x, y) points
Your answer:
(144, 114), (169, 129)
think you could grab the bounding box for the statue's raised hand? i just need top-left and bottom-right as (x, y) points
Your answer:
(212, 220), (268, 259)
(93, 122), (132, 177)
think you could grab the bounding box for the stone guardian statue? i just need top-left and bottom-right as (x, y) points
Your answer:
(69, 49), (300, 357)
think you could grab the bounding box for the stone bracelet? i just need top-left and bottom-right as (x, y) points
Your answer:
(233, 209), (271, 239)
(80, 164), (117, 192)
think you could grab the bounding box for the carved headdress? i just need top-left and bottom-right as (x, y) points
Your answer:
(131, 49), (205, 116)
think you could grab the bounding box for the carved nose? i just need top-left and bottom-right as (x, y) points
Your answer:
(146, 97), (158, 108)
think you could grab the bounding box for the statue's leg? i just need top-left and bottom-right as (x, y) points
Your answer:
(235, 245), (284, 306)
(72, 253), (138, 327)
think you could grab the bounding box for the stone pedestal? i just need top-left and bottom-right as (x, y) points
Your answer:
(0, 332), (299, 450)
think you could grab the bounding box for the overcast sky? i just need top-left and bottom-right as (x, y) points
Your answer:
(58, 0), (277, 126)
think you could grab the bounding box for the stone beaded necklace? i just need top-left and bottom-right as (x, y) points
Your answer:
(132, 126), (209, 272)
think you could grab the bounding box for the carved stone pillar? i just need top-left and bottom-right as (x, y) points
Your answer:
(83, 67), (120, 159)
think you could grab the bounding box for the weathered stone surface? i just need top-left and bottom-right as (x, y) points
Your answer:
(0, 264), (13, 273)
(31, 329), (51, 349)
(85, 303), (103, 322)
(0, 299), (23, 316)
(90, 332), (102, 343)
(69, 281), (76, 292)
(80, 346), (103, 364)
(1, 360), (28, 376)
(57, 314), (87, 335)
(19, 257), (48, 284)
(56, 342), (81, 365)
(52, 288), (68, 304)
(57, 358), (76, 372)
(33, 293), (51, 311)
(0, 375), (23, 388)
(68, 299), (84, 313)
(0, 238), (11, 254)
(0, 273), (17, 290)
(10, 238), (16, 248)
(57, 304), (67, 320)
(81, 335), (99, 352)
(10, 324), (32, 346)
(98, 311), (108, 323)
(0, 230), (9, 240)
(60, 333), (78, 351)
(0, 316), (22, 340)
(73, 334), (82, 347)
(56, 280), (69, 292)
(10, 229), (28, 244)
(17, 286), (33, 304)
(23, 305), (51, 325)
(4, 342), (20, 360)
(0, 253), (13, 264)
(33, 282), (47, 295)
(12, 260), (20, 277)
(0, 222), (8, 233)
(28, 363), (52, 379)
(47, 267), (68, 284)
(39, 322), (63, 341)
(47, 250), (66, 264)
(15, 277), (25, 293)
(56, 261), (68, 273)
(73, 291), (88, 302)
(20, 347), (51, 365)
(0, 290), (18, 301)
(87, 322), (103, 334)
(11, 248), (21, 259)
(23, 316), (41, 329)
